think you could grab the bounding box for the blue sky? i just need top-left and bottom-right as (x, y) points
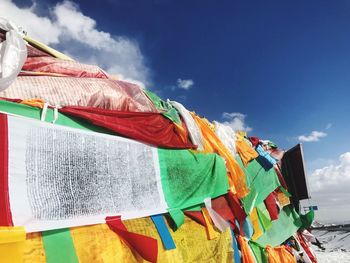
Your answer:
(4, 0), (350, 222)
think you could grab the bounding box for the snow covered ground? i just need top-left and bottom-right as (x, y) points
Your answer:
(312, 229), (350, 262)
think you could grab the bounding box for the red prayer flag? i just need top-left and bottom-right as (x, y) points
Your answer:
(106, 216), (158, 263)
(60, 106), (195, 149)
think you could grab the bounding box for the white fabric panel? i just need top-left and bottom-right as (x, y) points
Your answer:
(169, 100), (204, 150)
(0, 18), (27, 91)
(7, 114), (167, 232)
(213, 121), (237, 157)
(204, 197), (230, 232)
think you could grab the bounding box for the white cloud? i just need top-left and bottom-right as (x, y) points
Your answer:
(307, 152), (350, 223)
(1, 0), (61, 44)
(1, 0), (150, 85)
(221, 112), (252, 132)
(177, 78), (194, 90)
(298, 131), (327, 142)
(326, 123), (332, 130)
(310, 152), (350, 192)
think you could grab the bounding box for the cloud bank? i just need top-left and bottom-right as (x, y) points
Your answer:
(307, 152), (350, 223)
(1, 0), (150, 86)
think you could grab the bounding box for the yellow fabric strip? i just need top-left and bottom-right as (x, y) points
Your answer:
(250, 208), (263, 241)
(235, 134), (259, 167)
(276, 190), (291, 207)
(202, 208), (220, 240)
(24, 36), (74, 61)
(0, 226), (26, 263)
(24, 232), (47, 263)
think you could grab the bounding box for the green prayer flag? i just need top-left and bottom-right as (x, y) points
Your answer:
(256, 205), (302, 247)
(249, 240), (268, 263)
(256, 204), (272, 232)
(144, 90), (182, 125)
(168, 209), (185, 230)
(158, 149), (229, 210)
(300, 209), (315, 229)
(236, 158), (281, 214)
(42, 229), (79, 263)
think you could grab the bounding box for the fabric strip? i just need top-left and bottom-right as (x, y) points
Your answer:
(0, 226), (26, 263)
(42, 228), (79, 263)
(230, 228), (241, 263)
(168, 209), (185, 230)
(106, 216), (158, 263)
(60, 106), (194, 149)
(151, 215), (176, 250)
(204, 198), (230, 232)
(0, 113), (12, 226)
(201, 208), (219, 240)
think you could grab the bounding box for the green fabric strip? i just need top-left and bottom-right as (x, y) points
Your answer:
(0, 100), (112, 134)
(158, 149), (229, 210)
(249, 240), (268, 263)
(256, 204), (272, 232)
(42, 229), (79, 263)
(168, 209), (185, 230)
(256, 205), (302, 247)
(237, 158), (281, 214)
(300, 209), (315, 229)
(144, 90), (182, 125)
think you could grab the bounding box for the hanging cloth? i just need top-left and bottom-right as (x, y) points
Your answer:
(59, 106), (195, 149)
(192, 113), (249, 198)
(236, 134), (259, 167)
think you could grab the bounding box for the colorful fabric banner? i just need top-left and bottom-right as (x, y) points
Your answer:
(1, 76), (157, 112)
(4, 113), (168, 231)
(0, 109), (230, 232)
(60, 106), (194, 149)
(192, 114), (249, 198)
